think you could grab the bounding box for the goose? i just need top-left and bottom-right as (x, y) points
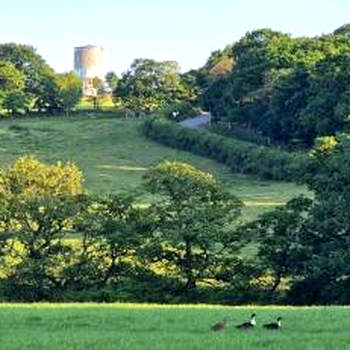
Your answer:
(211, 317), (230, 332)
(235, 313), (257, 330)
(263, 317), (282, 330)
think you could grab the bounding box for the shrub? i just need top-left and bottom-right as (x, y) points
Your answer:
(142, 118), (306, 181)
(4, 155), (84, 197)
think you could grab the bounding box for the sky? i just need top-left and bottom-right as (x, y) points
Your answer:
(1, 0), (350, 76)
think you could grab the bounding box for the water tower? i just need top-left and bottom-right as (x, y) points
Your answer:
(74, 45), (104, 96)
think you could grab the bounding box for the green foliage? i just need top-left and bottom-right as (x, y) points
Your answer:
(0, 43), (57, 112)
(0, 117), (306, 222)
(0, 60), (25, 91)
(3, 155), (84, 197)
(2, 90), (29, 115)
(0, 44), (83, 115)
(0, 192), (151, 301)
(202, 26), (350, 146)
(0, 60), (27, 114)
(113, 59), (189, 113)
(334, 23), (350, 37)
(0, 195), (84, 301)
(65, 194), (151, 291)
(198, 45), (234, 115)
(292, 134), (350, 303)
(246, 196), (312, 292)
(142, 117), (306, 181)
(250, 134), (350, 304)
(204, 44), (233, 74)
(105, 71), (119, 91)
(143, 161), (243, 290)
(0, 155), (268, 303)
(56, 72), (82, 115)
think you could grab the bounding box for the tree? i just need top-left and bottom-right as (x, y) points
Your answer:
(284, 135), (350, 303)
(2, 91), (29, 116)
(299, 53), (350, 140)
(0, 60), (25, 91)
(114, 59), (189, 113)
(194, 45), (234, 116)
(56, 72), (82, 115)
(89, 76), (105, 110)
(0, 195), (84, 301)
(143, 161), (243, 290)
(201, 26), (350, 146)
(334, 23), (350, 37)
(266, 66), (311, 145)
(0, 60), (26, 114)
(247, 196), (312, 292)
(0, 43), (57, 111)
(3, 155), (84, 198)
(251, 134), (350, 304)
(105, 71), (119, 91)
(66, 194), (152, 290)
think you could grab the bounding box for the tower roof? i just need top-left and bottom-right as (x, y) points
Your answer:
(74, 45), (103, 50)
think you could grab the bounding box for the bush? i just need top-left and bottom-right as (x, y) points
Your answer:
(142, 118), (306, 181)
(4, 155), (84, 197)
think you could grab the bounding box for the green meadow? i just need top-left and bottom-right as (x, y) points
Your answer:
(0, 115), (308, 220)
(0, 115), (343, 350)
(0, 303), (349, 350)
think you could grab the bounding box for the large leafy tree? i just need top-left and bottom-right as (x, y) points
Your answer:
(0, 195), (84, 301)
(203, 26), (350, 146)
(199, 45), (234, 116)
(66, 194), (152, 290)
(0, 60), (27, 114)
(105, 71), (119, 91)
(250, 135), (350, 303)
(56, 72), (82, 115)
(246, 196), (312, 292)
(143, 161), (243, 290)
(114, 59), (189, 112)
(0, 43), (59, 112)
(285, 135), (350, 303)
(0, 60), (25, 91)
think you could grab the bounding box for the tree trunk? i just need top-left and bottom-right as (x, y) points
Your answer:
(270, 274), (281, 292)
(184, 240), (196, 290)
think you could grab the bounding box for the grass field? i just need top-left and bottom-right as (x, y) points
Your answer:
(0, 303), (348, 350)
(0, 115), (308, 220)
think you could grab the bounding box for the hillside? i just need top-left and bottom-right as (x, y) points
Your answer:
(0, 116), (308, 220)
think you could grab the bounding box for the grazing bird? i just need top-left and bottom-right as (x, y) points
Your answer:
(211, 317), (230, 332)
(263, 317), (282, 330)
(235, 313), (257, 330)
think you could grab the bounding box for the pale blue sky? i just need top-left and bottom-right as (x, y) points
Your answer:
(1, 0), (349, 75)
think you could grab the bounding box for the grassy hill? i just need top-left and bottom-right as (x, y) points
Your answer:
(0, 303), (348, 350)
(0, 115), (308, 220)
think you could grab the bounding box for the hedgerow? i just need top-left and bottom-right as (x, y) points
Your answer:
(142, 118), (306, 181)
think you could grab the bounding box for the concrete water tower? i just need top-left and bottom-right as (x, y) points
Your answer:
(74, 45), (104, 96)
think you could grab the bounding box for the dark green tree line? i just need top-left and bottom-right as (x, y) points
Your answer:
(0, 43), (82, 116)
(200, 24), (350, 147)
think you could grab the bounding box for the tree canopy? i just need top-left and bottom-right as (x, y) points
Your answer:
(198, 24), (350, 147)
(0, 43), (82, 116)
(144, 160), (243, 290)
(113, 59), (190, 113)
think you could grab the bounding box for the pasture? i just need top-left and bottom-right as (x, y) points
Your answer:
(0, 303), (348, 350)
(0, 115), (308, 221)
